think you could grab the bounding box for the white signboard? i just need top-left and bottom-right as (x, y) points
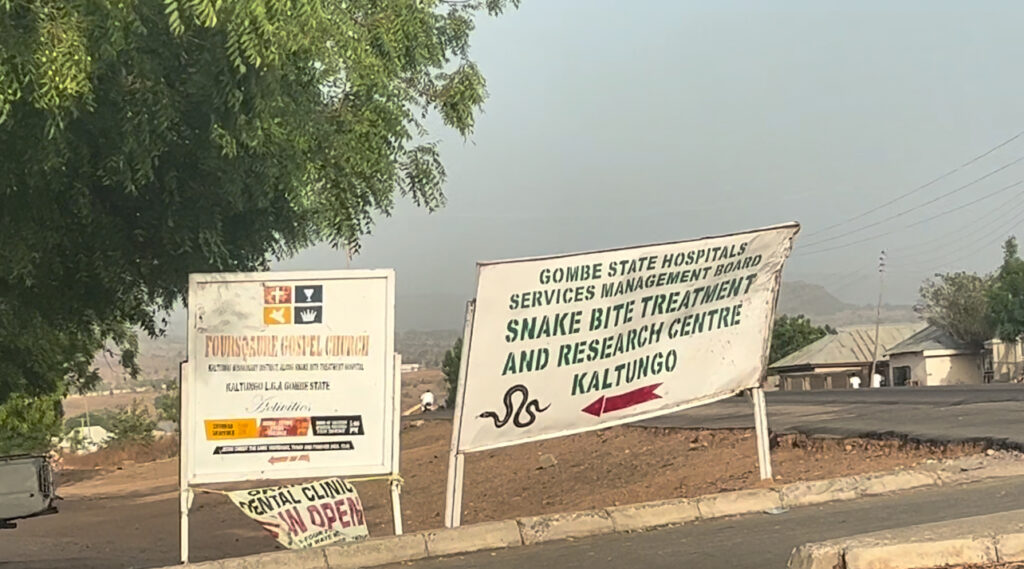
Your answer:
(185, 270), (396, 484)
(454, 224), (799, 453)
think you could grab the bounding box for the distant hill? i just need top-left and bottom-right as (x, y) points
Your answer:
(777, 281), (853, 317)
(777, 281), (918, 328)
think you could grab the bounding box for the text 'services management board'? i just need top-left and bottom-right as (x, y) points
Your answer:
(456, 224), (799, 453)
(185, 270), (396, 485)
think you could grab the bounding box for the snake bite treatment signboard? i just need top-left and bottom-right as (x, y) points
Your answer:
(454, 224), (799, 453)
(185, 270), (397, 485)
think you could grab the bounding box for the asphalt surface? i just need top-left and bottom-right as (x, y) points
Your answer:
(640, 385), (1024, 448)
(415, 385), (1024, 447)
(384, 476), (1024, 569)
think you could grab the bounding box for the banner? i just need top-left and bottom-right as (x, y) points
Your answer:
(227, 478), (368, 549)
(185, 270), (397, 485)
(455, 223), (799, 452)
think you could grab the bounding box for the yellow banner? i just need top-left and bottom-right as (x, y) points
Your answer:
(205, 419), (259, 440)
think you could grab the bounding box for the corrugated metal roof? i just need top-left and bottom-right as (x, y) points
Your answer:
(770, 323), (925, 369)
(886, 325), (975, 354)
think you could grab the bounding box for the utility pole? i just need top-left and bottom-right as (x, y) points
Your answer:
(869, 250), (887, 387)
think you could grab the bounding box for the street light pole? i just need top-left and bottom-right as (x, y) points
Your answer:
(869, 250), (887, 387)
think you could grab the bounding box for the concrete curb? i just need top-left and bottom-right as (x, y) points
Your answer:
(166, 452), (1024, 569)
(788, 509), (1024, 569)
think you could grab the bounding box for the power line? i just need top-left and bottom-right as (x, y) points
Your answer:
(824, 207), (1024, 303)
(888, 194), (1024, 260)
(892, 207), (1024, 273)
(803, 129), (1024, 239)
(797, 154), (1024, 251)
(796, 178), (1024, 257)
(820, 204), (1024, 299)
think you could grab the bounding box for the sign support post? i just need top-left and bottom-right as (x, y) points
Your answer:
(390, 353), (404, 536)
(751, 386), (773, 480)
(179, 360), (191, 565)
(444, 300), (475, 528)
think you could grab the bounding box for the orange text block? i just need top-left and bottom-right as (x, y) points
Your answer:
(204, 419), (259, 440)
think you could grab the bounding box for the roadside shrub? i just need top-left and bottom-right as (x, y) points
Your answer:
(63, 409), (118, 433)
(154, 383), (179, 424)
(108, 399), (156, 446)
(442, 338), (462, 407)
(0, 392), (63, 455)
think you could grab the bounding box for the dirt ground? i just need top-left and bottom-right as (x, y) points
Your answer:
(814, 555), (1024, 569)
(0, 421), (984, 569)
(62, 391), (159, 418)
(401, 369), (447, 412)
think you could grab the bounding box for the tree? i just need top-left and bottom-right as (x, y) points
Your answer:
(0, 392), (63, 455)
(915, 271), (994, 347)
(442, 337), (462, 407)
(155, 383), (180, 424)
(770, 314), (831, 364)
(108, 400), (156, 446)
(988, 237), (1024, 342)
(0, 0), (518, 403)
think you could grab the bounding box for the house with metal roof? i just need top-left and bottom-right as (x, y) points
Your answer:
(770, 323), (925, 390)
(886, 325), (985, 386)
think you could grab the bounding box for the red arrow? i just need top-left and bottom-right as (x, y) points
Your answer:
(582, 383), (662, 417)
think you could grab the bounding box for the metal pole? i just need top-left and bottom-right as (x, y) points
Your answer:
(444, 301), (476, 528)
(751, 386), (772, 480)
(390, 353), (404, 536)
(179, 487), (192, 565)
(178, 361), (191, 565)
(869, 251), (887, 387)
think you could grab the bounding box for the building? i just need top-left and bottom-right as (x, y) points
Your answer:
(770, 323), (924, 391)
(58, 425), (110, 455)
(885, 325), (985, 386)
(985, 338), (1024, 383)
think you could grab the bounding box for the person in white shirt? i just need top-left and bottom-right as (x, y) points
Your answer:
(849, 374), (862, 389)
(871, 373), (883, 388)
(420, 391), (435, 413)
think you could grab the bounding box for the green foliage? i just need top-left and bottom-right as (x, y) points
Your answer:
(63, 409), (118, 434)
(108, 400), (156, 446)
(442, 337), (462, 407)
(0, 0), (517, 403)
(0, 392), (63, 455)
(770, 314), (831, 364)
(916, 271), (994, 347)
(155, 383), (180, 424)
(988, 237), (1024, 342)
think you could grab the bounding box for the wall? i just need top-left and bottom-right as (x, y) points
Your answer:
(923, 353), (984, 386)
(777, 364), (881, 391)
(889, 353), (926, 387)
(989, 339), (1023, 382)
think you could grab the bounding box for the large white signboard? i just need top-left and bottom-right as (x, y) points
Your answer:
(185, 270), (396, 485)
(454, 224), (799, 453)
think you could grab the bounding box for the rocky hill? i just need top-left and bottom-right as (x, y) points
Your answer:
(776, 281), (918, 328)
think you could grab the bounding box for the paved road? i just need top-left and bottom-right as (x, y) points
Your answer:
(640, 385), (1024, 448)
(385, 477), (1024, 569)
(417, 385), (1024, 447)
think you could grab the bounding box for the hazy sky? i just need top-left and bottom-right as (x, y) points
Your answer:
(274, 0), (1024, 312)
